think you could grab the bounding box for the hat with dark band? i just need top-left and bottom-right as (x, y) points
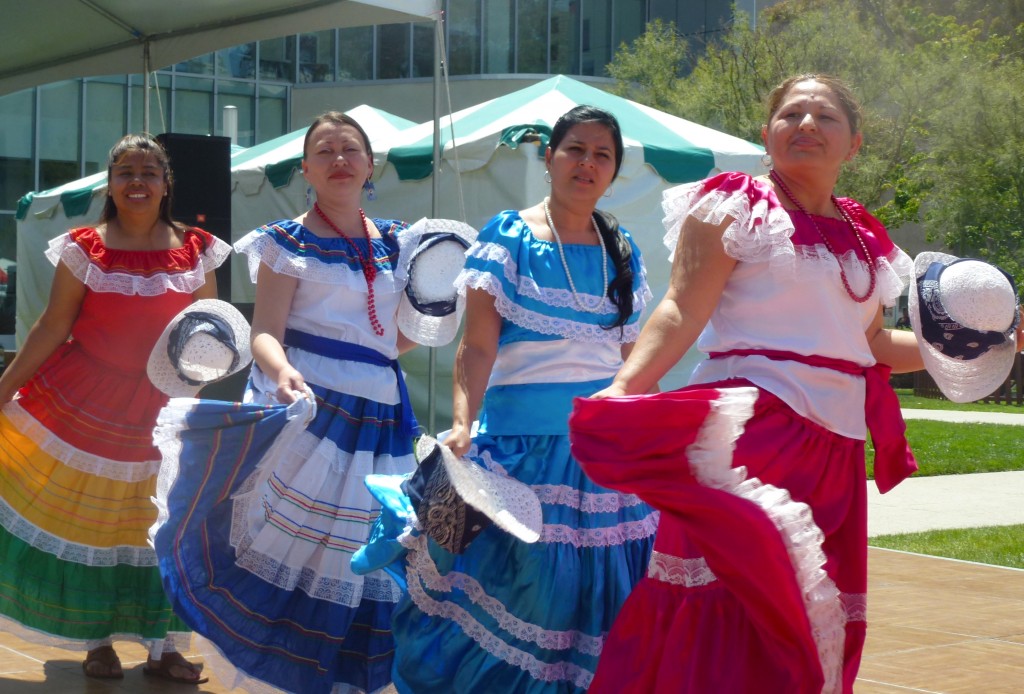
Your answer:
(148, 299), (252, 396)
(396, 218), (478, 347)
(909, 252), (1019, 403)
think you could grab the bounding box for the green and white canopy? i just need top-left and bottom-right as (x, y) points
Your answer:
(380, 74), (762, 184)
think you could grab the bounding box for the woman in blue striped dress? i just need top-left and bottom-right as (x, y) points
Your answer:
(151, 111), (417, 694)
(385, 106), (658, 692)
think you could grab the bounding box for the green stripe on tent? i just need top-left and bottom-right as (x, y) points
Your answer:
(61, 186), (101, 218)
(15, 193), (34, 221)
(386, 75), (720, 184)
(498, 125), (551, 154)
(264, 156), (303, 189)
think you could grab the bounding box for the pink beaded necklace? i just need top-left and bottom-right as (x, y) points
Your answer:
(313, 202), (384, 335)
(769, 170), (876, 303)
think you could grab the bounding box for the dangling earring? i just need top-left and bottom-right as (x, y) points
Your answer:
(603, 187), (613, 198)
(364, 179), (377, 201)
(761, 153), (773, 169)
(544, 170), (552, 183)
(305, 186), (314, 207)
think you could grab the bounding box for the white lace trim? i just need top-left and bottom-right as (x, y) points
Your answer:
(662, 183), (911, 306)
(531, 484), (646, 512)
(539, 514), (659, 547)
(458, 270), (642, 343)
(0, 614), (190, 652)
(461, 240), (652, 318)
(45, 233), (230, 296)
(233, 548), (401, 606)
(841, 592), (867, 623)
(403, 533), (596, 688)
(0, 495), (157, 567)
(5, 401), (160, 482)
(647, 551), (718, 587)
(662, 183), (796, 273)
(687, 387), (845, 694)
(233, 227), (400, 294)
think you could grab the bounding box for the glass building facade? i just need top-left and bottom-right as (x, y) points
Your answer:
(0, 0), (757, 305)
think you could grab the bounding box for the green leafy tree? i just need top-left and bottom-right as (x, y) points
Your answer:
(606, 0), (1024, 285)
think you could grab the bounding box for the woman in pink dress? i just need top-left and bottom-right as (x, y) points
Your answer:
(570, 74), (926, 693)
(0, 134), (230, 683)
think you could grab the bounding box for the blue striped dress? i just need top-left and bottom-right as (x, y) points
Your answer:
(151, 218), (416, 694)
(385, 210), (658, 693)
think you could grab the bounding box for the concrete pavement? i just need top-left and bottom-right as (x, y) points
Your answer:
(867, 408), (1024, 537)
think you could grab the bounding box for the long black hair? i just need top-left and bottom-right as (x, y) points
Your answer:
(548, 105), (634, 330)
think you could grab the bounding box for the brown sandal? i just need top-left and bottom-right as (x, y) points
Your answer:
(143, 652), (209, 685)
(82, 645), (123, 680)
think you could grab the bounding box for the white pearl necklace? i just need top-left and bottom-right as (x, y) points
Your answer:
(543, 197), (608, 313)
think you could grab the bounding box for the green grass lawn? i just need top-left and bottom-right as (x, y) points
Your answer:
(866, 390), (1024, 569)
(869, 525), (1024, 570)
(866, 420), (1024, 476)
(895, 389), (1024, 414)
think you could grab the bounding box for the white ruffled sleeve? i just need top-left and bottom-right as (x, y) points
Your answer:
(661, 173), (797, 276)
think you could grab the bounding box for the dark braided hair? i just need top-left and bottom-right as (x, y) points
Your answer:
(548, 106), (635, 330)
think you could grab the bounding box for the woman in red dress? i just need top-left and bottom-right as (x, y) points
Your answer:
(0, 134), (230, 683)
(571, 74), (929, 693)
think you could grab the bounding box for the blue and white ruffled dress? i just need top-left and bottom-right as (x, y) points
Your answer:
(380, 210), (659, 693)
(151, 219), (417, 694)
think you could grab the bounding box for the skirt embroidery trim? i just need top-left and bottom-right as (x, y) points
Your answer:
(688, 387), (846, 694)
(647, 551), (718, 587)
(403, 533), (597, 689)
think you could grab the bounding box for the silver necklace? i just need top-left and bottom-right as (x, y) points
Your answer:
(543, 197), (609, 313)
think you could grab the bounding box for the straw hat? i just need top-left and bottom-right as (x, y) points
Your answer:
(402, 435), (542, 553)
(396, 218), (477, 347)
(147, 299), (253, 396)
(909, 252), (1020, 403)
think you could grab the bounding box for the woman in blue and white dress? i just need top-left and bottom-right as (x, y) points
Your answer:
(151, 111), (417, 694)
(386, 106), (658, 693)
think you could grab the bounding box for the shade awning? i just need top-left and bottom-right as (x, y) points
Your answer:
(0, 0), (440, 96)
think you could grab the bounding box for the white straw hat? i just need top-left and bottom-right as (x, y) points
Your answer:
(396, 218), (478, 347)
(403, 435), (541, 552)
(909, 252), (1019, 403)
(147, 299), (253, 396)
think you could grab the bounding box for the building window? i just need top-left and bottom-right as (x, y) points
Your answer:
(39, 81), (81, 190)
(299, 30), (336, 83)
(84, 77), (127, 173)
(517, 0), (549, 73)
(338, 27), (374, 81)
(217, 43), (256, 79)
(412, 23), (436, 78)
(550, 0), (581, 75)
(0, 89), (33, 212)
(218, 80), (256, 146)
(377, 25), (411, 79)
(173, 76), (215, 136)
(447, 0), (482, 75)
(128, 73), (172, 134)
(482, 0), (515, 74)
(259, 36), (296, 81)
(258, 84), (289, 141)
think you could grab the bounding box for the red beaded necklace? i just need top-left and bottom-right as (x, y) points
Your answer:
(769, 170), (876, 303)
(313, 202), (384, 335)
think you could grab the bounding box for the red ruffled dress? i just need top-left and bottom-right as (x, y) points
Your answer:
(570, 173), (918, 694)
(0, 226), (230, 650)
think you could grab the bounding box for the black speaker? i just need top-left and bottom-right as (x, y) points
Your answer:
(156, 133), (232, 301)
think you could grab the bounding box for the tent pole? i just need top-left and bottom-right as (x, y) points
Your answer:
(427, 13), (443, 435)
(143, 41), (151, 133)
